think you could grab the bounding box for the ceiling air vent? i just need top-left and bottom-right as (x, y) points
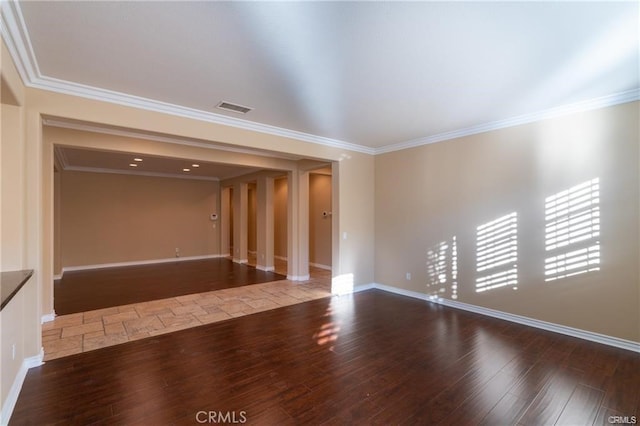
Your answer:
(216, 101), (253, 114)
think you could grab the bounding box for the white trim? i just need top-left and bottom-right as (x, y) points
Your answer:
(248, 250), (257, 255)
(233, 258), (249, 264)
(33, 74), (376, 155)
(309, 262), (332, 271)
(0, 0), (38, 85)
(45, 118), (304, 162)
(53, 146), (69, 170)
(351, 283), (376, 293)
(370, 283), (640, 353)
(53, 274), (62, 280)
(287, 275), (310, 281)
(372, 283), (431, 302)
(256, 265), (275, 272)
(41, 312), (56, 324)
(375, 89), (640, 155)
(0, 1), (375, 156)
(61, 254), (225, 273)
(274, 255), (288, 261)
(2, 1), (638, 158)
(1, 349), (44, 426)
(62, 165), (220, 182)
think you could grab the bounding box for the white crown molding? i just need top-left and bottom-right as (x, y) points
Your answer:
(375, 88), (640, 155)
(3, 1), (638, 158)
(53, 145), (69, 170)
(63, 165), (220, 182)
(0, 0), (38, 84)
(369, 283), (640, 353)
(42, 117), (304, 162)
(33, 74), (377, 155)
(0, 2), (375, 156)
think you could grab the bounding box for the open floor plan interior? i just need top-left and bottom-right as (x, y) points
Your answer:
(1, 1), (638, 424)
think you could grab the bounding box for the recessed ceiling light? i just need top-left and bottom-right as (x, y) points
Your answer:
(133, 158), (143, 162)
(183, 168), (191, 172)
(129, 163), (138, 167)
(192, 164), (200, 168)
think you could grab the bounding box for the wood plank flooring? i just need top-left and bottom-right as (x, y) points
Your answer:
(54, 258), (286, 315)
(11, 289), (640, 425)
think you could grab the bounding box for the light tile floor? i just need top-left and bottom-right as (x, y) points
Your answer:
(43, 265), (332, 361)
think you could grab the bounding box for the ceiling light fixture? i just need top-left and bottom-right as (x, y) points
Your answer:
(192, 164), (200, 168)
(183, 168), (190, 172)
(133, 158), (143, 162)
(129, 163), (138, 167)
(216, 101), (253, 114)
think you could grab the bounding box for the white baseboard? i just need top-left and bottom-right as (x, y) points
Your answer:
(256, 265), (275, 272)
(274, 255), (288, 261)
(53, 274), (62, 280)
(369, 283), (640, 354)
(61, 254), (226, 274)
(352, 283), (376, 293)
(248, 250), (257, 255)
(41, 312), (56, 323)
(309, 262), (332, 271)
(1, 348), (44, 425)
(287, 274), (310, 281)
(233, 258), (248, 264)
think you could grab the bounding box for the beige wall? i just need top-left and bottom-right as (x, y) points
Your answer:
(33, 89), (375, 314)
(375, 101), (640, 342)
(1, 39), (41, 420)
(309, 173), (332, 267)
(58, 170), (219, 269)
(336, 153), (375, 286)
(1, 103), (25, 270)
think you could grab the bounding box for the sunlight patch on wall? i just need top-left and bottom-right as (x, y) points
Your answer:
(426, 236), (458, 299)
(331, 273), (354, 295)
(545, 178), (600, 281)
(475, 212), (518, 293)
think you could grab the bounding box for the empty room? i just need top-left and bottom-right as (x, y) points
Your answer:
(1, 1), (638, 425)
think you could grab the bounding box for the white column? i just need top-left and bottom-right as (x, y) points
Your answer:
(287, 170), (298, 279)
(232, 182), (248, 263)
(220, 186), (231, 257)
(297, 170), (310, 280)
(256, 176), (275, 271)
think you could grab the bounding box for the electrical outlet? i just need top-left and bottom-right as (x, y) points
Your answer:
(12, 343), (16, 360)
(175, 248), (180, 258)
(406, 272), (411, 280)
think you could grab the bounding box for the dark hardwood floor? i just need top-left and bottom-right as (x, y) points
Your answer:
(54, 258), (286, 315)
(12, 289), (640, 425)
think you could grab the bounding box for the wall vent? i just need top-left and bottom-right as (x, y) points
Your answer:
(216, 101), (253, 114)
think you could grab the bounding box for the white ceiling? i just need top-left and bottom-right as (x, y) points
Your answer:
(8, 1), (640, 152)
